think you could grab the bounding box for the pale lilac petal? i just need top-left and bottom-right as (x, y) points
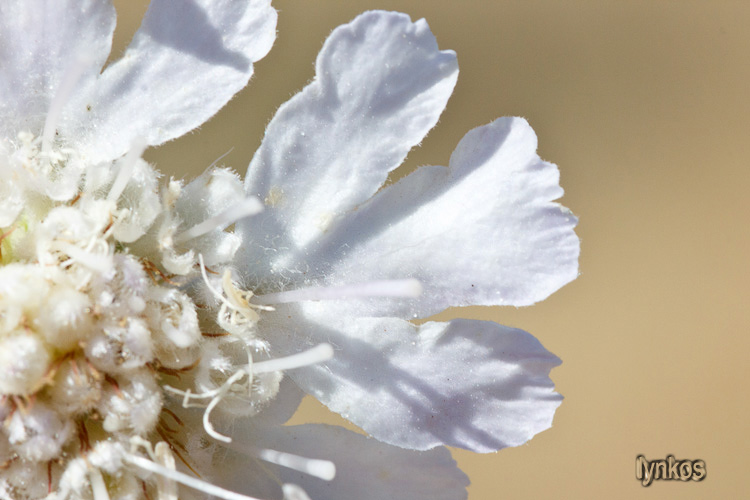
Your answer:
(0, 0), (115, 135)
(264, 310), (562, 453)
(229, 424), (469, 500)
(238, 10), (458, 272)
(303, 117), (579, 318)
(61, 0), (277, 162)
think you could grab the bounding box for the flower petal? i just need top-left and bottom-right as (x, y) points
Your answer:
(239, 10), (458, 269)
(198, 446), (283, 500)
(61, 0), (277, 162)
(0, 0), (116, 135)
(229, 424), (469, 500)
(253, 376), (306, 426)
(266, 311), (562, 453)
(307, 117), (579, 318)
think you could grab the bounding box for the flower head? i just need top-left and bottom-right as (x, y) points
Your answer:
(0, 2), (578, 500)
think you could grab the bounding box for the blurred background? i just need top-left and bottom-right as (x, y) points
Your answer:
(116, 1), (749, 498)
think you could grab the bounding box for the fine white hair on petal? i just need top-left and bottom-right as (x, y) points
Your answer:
(61, 0), (278, 162)
(239, 10), (458, 266)
(0, 0), (116, 137)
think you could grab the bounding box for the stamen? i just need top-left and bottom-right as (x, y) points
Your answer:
(54, 242), (112, 274)
(256, 448), (335, 481)
(153, 441), (179, 500)
(202, 369), (249, 443)
(255, 279), (423, 304)
(42, 54), (95, 154)
(163, 344), (332, 443)
(162, 344), (333, 408)
(107, 138), (148, 203)
(174, 198), (263, 244)
(198, 255), (269, 333)
(252, 344), (334, 374)
(282, 484), (313, 500)
(89, 468), (111, 500)
(198, 255), (232, 307)
(222, 270), (272, 312)
(124, 453), (263, 500)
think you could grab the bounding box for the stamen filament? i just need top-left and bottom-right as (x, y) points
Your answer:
(253, 344), (334, 374)
(174, 198), (263, 244)
(198, 254), (234, 309)
(202, 369), (249, 443)
(255, 279), (423, 304)
(107, 138), (148, 203)
(124, 454), (263, 500)
(54, 242), (112, 273)
(164, 344), (332, 444)
(89, 468), (111, 500)
(162, 344), (332, 403)
(204, 147), (235, 173)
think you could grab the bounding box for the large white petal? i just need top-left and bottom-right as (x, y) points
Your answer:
(264, 310), (563, 453)
(0, 0), (115, 136)
(61, 0), (277, 162)
(238, 10), (458, 274)
(304, 117), (579, 318)
(228, 424), (469, 500)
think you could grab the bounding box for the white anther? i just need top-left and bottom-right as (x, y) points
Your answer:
(198, 255), (270, 334)
(256, 448), (335, 481)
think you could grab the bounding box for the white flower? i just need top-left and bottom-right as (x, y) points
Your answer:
(0, 2), (578, 500)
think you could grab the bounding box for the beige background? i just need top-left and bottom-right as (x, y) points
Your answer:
(116, 1), (749, 498)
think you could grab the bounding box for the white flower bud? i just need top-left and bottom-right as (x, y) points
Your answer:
(47, 355), (103, 416)
(5, 403), (73, 461)
(34, 285), (92, 350)
(0, 333), (50, 395)
(148, 287), (201, 349)
(98, 370), (162, 435)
